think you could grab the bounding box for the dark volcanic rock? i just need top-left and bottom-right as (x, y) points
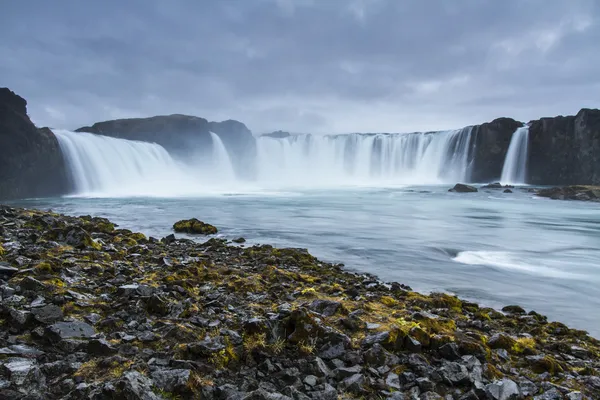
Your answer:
(0, 88), (69, 200)
(536, 185), (600, 202)
(529, 109), (600, 185)
(449, 184), (478, 193)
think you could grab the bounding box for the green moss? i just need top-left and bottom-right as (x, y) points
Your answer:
(35, 261), (53, 274)
(173, 219), (218, 235)
(530, 355), (564, 375)
(0, 244), (4, 258)
(130, 232), (147, 242)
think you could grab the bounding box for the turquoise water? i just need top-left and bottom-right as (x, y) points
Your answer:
(12, 185), (600, 337)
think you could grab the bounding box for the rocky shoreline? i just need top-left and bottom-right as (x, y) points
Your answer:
(0, 206), (598, 399)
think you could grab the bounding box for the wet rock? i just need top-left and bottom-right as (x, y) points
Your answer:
(189, 337), (225, 356)
(2, 358), (46, 394)
(111, 370), (161, 399)
(19, 276), (46, 292)
(503, 189), (513, 193)
(386, 372), (401, 390)
(421, 392), (443, 400)
(0, 262), (19, 278)
(45, 320), (96, 342)
(31, 304), (63, 324)
(335, 365), (362, 379)
(146, 294), (169, 315)
(173, 218), (218, 234)
(439, 342), (461, 360)
(233, 237), (246, 244)
(449, 184), (478, 193)
(440, 362), (469, 386)
(309, 300), (342, 317)
(151, 368), (191, 393)
(502, 305), (526, 315)
(484, 379), (522, 400)
(533, 388), (563, 400)
(488, 333), (516, 351)
(244, 388), (293, 400)
(339, 374), (365, 394)
(65, 227), (100, 250)
(87, 339), (117, 355)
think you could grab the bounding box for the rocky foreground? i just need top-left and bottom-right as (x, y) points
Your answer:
(0, 207), (598, 400)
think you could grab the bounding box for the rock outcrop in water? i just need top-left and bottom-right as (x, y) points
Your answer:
(0, 206), (598, 399)
(528, 109), (600, 185)
(0, 88), (69, 200)
(536, 185), (600, 202)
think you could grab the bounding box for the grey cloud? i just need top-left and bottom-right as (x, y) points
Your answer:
(1, 0), (598, 133)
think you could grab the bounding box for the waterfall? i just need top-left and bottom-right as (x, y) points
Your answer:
(54, 129), (200, 197)
(54, 126), (479, 196)
(209, 132), (236, 181)
(255, 127), (475, 186)
(500, 126), (530, 185)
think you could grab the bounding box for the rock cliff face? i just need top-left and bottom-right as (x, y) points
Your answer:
(469, 118), (524, 183)
(528, 108), (600, 185)
(76, 114), (257, 178)
(0, 88), (69, 200)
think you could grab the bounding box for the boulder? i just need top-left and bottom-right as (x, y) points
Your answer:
(44, 321), (96, 342)
(173, 218), (218, 235)
(449, 184), (478, 193)
(484, 379), (522, 400)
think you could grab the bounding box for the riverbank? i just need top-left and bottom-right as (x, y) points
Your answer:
(0, 206), (598, 399)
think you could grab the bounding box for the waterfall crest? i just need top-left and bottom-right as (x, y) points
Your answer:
(255, 127), (475, 186)
(54, 127), (479, 196)
(500, 126), (530, 185)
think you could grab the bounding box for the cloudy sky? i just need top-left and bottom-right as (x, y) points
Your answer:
(1, 0), (598, 134)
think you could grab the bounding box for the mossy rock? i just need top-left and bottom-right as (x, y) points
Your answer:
(173, 218), (218, 235)
(530, 355), (564, 375)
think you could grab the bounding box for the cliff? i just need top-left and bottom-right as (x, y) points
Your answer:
(0, 88), (69, 200)
(528, 108), (600, 185)
(469, 118), (524, 183)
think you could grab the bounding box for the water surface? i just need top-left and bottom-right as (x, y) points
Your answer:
(12, 186), (600, 337)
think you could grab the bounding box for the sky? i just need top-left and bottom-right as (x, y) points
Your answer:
(1, 0), (599, 134)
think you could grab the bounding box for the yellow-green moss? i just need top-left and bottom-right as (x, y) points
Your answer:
(380, 296), (399, 307)
(35, 261), (53, 274)
(531, 355), (564, 375)
(512, 337), (536, 354)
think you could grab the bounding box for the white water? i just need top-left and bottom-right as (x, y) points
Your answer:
(55, 127), (478, 195)
(500, 126), (529, 185)
(54, 130), (201, 197)
(255, 127), (475, 186)
(209, 131), (236, 181)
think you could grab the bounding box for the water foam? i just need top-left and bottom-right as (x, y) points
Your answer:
(453, 250), (580, 279)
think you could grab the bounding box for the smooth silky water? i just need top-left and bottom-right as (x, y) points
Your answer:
(9, 129), (600, 337)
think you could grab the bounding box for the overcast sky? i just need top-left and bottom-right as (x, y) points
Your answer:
(1, 0), (598, 134)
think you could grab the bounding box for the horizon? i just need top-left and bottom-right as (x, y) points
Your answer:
(2, 0), (599, 134)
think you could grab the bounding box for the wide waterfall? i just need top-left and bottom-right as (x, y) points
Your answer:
(54, 130), (201, 197)
(500, 126), (530, 185)
(54, 127), (478, 196)
(255, 127), (475, 186)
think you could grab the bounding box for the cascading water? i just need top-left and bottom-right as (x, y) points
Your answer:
(209, 131), (236, 181)
(255, 127), (475, 186)
(500, 126), (530, 185)
(54, 129), (200, 197)
(54, 126), (478, 196)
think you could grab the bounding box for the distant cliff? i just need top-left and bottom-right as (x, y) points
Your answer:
(0, 88), (69, 200)
(76, 114), (256, 178)
(528, 108), (600, 185)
